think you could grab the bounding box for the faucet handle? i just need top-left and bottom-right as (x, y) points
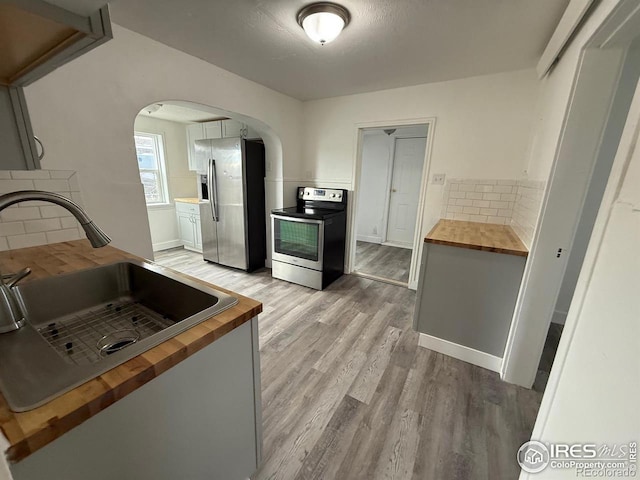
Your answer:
(2, 268), (31, 288)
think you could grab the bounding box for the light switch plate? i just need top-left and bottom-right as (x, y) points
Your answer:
(432, 173), (446, 185)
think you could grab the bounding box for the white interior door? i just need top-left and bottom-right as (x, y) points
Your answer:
(386, 137), (426, 246)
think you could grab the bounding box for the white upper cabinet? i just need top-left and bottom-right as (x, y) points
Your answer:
(203, 121), (222, 139)
(0, 1), (112, 170)
(221, 120), (244, 138)
(186, 123), (205, 172)
(186, 120), (261, 172)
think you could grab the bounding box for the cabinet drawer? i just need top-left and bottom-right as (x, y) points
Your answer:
(175, 202), (199, 215)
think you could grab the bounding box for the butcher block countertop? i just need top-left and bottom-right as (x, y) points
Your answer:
(174, 197), (202, 204)
(425, 220), (528, 257)
(0, 240), (262, 463)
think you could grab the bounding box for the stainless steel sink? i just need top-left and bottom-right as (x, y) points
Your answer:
(0, 260), (238, 412)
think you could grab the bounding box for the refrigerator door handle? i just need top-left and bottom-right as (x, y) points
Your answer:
(208, 158), (219, 222)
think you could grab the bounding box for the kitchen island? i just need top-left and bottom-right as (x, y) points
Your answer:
(413, 220), (528, 371)
(0, 240), (262, 480)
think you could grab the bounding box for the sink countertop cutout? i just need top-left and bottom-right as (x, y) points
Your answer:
(0, 240), (262, 463)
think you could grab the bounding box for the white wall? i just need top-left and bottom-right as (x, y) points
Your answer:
(356, 133), (390, 243)
(552, 44), (640, 324)
(522, 62), (640, 479)
(302, 69), (540, 268)
(133, 115), (197, 252)
(24, 24), (303, 259)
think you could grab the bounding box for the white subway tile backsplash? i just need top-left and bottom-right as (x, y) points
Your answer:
(48, 170), (75, 179)
(10, 170), (51, 180)
(0, 180), (35, 193)
(0, 222), (25, 236)
(40, 205), (73, 218)
(1, 207), (41, 222)
(482, 193), (501, 201)
(7, 233), (47, 250)
(24, 218), (62, 234)
(462, 206), (480, 215)
(489, 200), (509, 209)
(480, 208), (498, 216)
(442, 178), (520, 236)
(510, 179), (546, 249)
(0, 170), (85, 251)
(33, 179), (71, 192)
(46, 228), (81, 244)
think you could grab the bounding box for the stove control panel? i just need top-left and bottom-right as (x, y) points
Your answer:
(298, 187), (346, 203)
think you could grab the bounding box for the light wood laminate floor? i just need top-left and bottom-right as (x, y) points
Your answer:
(355, 241), (412, 284)
(155, 248), (542, 480)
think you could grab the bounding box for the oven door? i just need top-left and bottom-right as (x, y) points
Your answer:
(271, 214), (324, 270)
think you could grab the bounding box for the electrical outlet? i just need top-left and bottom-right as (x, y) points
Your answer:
(432, 173), (446, 185)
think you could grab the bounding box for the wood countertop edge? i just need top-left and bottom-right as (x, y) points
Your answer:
(424, 220), (529, 257)
(0, 241), (263, 463)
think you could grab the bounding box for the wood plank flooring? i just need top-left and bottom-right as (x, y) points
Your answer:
(355, 241), (412, 284)
(154, 248), (542, 480)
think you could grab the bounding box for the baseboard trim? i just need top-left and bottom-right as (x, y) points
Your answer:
(417, 333), (502, 372)
(152, 239), (183, 252)
(356, 235), (382, 244)
(382, 241), (412, 250)
(351, 271), (408, 288)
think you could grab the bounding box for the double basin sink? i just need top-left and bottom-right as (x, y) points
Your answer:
(0, 260), (237, 412)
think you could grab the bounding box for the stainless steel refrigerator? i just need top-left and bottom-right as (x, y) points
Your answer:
(195, 137), (266, 272)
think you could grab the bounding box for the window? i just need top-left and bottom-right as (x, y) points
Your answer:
(134, 132), (169, 205)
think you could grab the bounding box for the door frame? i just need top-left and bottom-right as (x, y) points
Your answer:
(347, 117), (436, 290)
(501, 0), (640, 388)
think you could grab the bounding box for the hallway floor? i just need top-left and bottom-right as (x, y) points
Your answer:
(155, 248), (542, 480)
(354, 240), (412, 284)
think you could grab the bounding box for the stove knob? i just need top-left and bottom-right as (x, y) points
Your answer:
(330, 193), (336, 198)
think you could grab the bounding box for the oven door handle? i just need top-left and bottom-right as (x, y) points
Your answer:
(270, 214), (324, 225)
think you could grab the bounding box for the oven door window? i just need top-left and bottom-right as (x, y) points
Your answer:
(274, 218), (320, 261)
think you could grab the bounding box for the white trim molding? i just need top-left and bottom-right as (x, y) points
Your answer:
(417, 333), (502, 373)
(537, 0), (596, 77)
(152, 239), (183, 252)
(348, 116), (437, 291)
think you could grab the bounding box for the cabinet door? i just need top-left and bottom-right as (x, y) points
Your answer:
(0, 86), (40, 170)
(186, 123), (205, 172)
(222, 120), (244, 138)
(244, 124), (259, 139)
(177, 212), (196, 249)
(203, 121), (222, 139)
(194, 214), (203, 251)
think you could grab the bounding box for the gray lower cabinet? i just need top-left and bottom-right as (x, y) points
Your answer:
(11, 318), (263, 480)
(176, 201), (203, 253)
(413, 243), (526, 358)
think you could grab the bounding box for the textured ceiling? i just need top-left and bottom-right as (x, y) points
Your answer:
(46, 0), (569, 100)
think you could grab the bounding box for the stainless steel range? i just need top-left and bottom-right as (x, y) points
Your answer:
(271, 187), (348, 290)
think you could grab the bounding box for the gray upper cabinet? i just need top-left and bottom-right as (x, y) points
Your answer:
(0, 1), (112, 170)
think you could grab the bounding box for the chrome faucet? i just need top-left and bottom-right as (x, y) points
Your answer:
(0, 190), (111, 333)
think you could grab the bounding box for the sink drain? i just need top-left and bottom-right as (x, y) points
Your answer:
(97, 330), (140, 356)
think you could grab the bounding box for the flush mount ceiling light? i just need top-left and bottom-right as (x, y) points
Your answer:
(297, 2), (351, 45)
